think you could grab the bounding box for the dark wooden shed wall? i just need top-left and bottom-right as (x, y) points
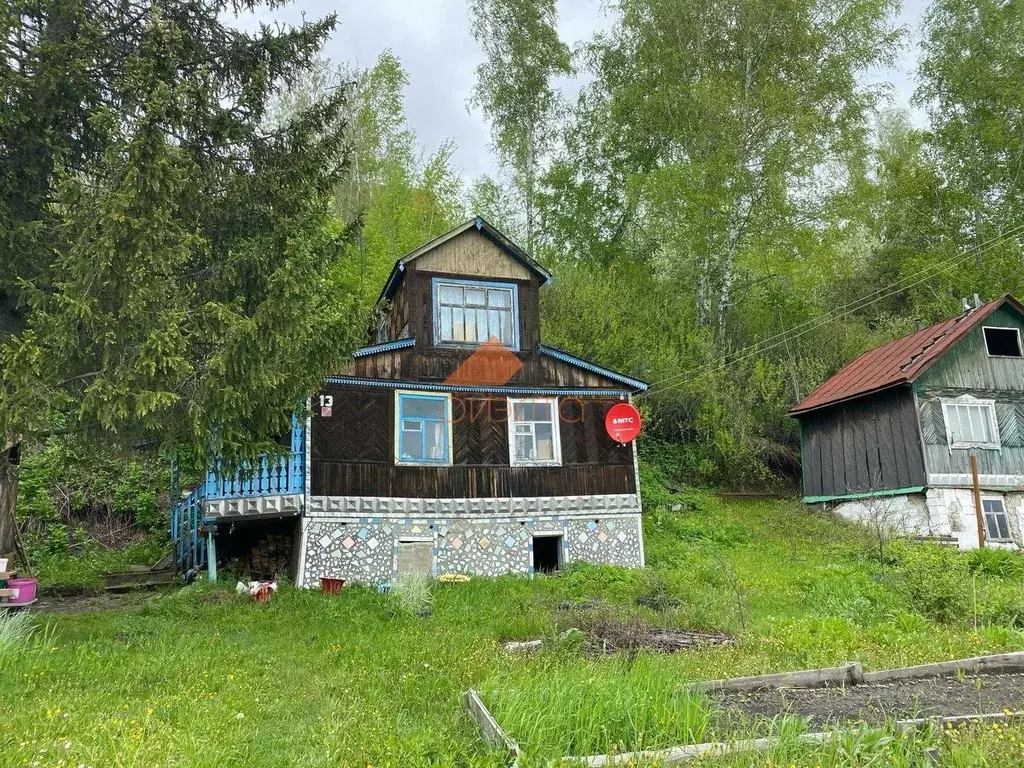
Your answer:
(311, 384), (636, 498)
(799, 386), (926, 498)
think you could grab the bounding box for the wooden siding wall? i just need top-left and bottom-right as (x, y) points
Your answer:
(411, 229), (533, 281)
(351, 346), (623, 388)
(917, 306), (1024, 392)
(917, 396), (1024, 477)
(383, 282), (410, 341)
(311, 385), (636, 498)
(800, 387), (926, 498)
(915, 305), (1024, 477)
(399, 269), (541, 351)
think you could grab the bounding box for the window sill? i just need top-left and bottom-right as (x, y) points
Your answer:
(434, 340), (521, 352)
(510, 462), (562, 468)
(949, 444), (1001, 451)
(395, 459), (452, 467)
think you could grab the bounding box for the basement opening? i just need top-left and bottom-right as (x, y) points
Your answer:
(533, 534), (562, 573)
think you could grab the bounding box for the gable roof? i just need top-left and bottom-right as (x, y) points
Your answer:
(378, 216), (552, 303)
(538, 345), (649, 392)
(790, 294), (1024, 416)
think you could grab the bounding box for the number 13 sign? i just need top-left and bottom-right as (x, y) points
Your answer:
(318, 394), (334, 418)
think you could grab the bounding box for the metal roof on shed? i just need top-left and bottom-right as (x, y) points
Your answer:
(789, 294), (1024, 416)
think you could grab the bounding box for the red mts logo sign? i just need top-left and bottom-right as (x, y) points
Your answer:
(605, 402), (641, 443)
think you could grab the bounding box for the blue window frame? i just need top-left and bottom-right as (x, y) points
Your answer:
(396, 391), (451, 465)
(432, 277), (519, 350)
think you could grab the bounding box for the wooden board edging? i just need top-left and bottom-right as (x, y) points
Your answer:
(569, 711), (1024, 766)
(464, 689), (521, 760)
(682, 662), (863, 694)
(861, 651), (1024, 684)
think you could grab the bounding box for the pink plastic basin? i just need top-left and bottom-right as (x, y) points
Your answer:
(7, 578), (37, 604)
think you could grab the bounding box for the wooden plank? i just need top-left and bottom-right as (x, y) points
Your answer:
(684, 663), (863, 694)
(850, 406), (869, 492)
(875, 398), (898, 489)
(463, 689), (521, 756)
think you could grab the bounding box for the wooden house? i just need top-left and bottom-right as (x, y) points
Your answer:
(178, 217), (649, 584)
(790, 295), (1024, 549)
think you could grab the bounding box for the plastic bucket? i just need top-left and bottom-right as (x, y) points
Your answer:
(320, 577), (345, 594)
(8, 578), (37, 604)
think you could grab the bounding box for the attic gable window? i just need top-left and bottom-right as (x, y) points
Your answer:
(983, 327), (1023, 358)
(942, 397), (1000, 449)
(433, 278), (518, 349)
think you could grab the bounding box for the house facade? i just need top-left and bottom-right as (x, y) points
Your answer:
(790, 295), (1024, 549)
(183, 218), (648, 585)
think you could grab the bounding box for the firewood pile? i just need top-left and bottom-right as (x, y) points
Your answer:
(228, 534), (293, 579)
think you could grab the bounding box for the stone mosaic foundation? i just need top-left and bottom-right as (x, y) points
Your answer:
(297, 507), (644, 587)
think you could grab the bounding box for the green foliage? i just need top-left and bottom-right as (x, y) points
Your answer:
(468, 0), (572, 251)
(15, 436), (170, 584)
(31, 536), (167, 588)
(0, 0), (360, 477)
(894, 543), (970, 624)
(966, 547), (1024, 580)
(4, 481), (1024, 764)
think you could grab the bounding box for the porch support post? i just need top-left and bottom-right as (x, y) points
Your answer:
(207, 528), (217, 582)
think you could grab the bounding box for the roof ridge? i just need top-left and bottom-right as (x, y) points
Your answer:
(897, 310), (972, 372)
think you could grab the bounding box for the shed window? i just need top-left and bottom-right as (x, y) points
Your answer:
(508, 398), (561, 466)
(983, 327), (1022, 358)
(433, 278), (518, 348)
(982, 498), (1011, 541)
(396, 392), (450, 465)
(942, 399), (1000, 449)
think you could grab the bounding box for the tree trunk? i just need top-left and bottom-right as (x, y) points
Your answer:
(0, 443), (20, 556)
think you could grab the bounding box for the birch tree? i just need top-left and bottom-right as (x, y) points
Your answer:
(554, 0), (900, 337)
(468, 0), (572, 255)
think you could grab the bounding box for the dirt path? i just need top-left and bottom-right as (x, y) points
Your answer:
(34, 590), (157, 614)
(715, 673), (1024, 727)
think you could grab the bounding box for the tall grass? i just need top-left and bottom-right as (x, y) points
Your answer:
(482, 656), (713, 758)
(389, 573), (434, 615)
(0, 612), (36, 649)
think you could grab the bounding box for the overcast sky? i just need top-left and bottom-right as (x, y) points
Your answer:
(244, 0), (931, 182)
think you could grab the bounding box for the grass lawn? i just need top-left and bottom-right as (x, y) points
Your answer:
(3, 486), (1024, 766)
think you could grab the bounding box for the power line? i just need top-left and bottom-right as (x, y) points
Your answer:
(638, 223), (1024, 399)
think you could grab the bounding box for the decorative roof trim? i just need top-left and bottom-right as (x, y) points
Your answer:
(352, 338), (416, 358)
(537, 345), (650, 391)
(378, 216), (552, 303)
(325, 375), (632, 397)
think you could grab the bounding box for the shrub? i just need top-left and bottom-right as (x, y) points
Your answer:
(966, 547), (1024, 580)
(896, 543), (969, 624)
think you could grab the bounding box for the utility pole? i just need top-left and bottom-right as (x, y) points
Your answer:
(970, 453), (986, 549)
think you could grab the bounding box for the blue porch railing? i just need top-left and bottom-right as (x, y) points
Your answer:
(172, 416), (305, 573)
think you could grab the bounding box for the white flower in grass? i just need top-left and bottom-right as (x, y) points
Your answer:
(236, 712), (245, 720)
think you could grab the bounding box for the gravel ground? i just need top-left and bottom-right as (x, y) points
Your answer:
(715, 673), (1024, 728)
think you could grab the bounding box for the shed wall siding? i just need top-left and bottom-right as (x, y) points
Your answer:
(916, 306), (1024, 392)
(799, 387), (926, 498)
(915, 304), (1024, 479)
